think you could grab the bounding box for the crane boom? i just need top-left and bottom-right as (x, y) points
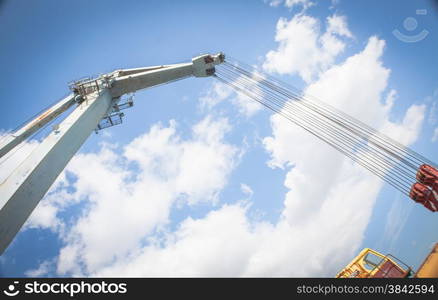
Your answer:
(0, 53), (224, 254)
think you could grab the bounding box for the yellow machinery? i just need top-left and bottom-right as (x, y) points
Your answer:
(337, 243), (438, 278)
(336, 248), (411, 278)
(414, 243), (438, 278)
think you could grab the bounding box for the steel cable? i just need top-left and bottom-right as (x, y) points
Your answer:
(215, 73), (412, 194)
(216, 66), (416, 188)
(214, 60), (437, 195)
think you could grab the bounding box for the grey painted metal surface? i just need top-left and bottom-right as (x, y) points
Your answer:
(110, 63), (193, 98)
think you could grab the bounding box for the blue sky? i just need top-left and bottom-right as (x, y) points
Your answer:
(0, 0), (437, 277)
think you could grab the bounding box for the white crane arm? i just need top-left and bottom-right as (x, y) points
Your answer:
(110, 53), (224, 97)
(0, 52), (224, 254)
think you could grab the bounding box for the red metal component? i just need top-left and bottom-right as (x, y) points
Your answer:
(409, 183), (438, 212)
(373, 260), (408, 278)
(416, 164), (438, 193)
(204, 55), (214, 64)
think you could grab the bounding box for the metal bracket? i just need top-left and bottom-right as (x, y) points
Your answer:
(95, 112), (124, 132)
(69, 76), (113, 101)
(94, 95), (134, 133)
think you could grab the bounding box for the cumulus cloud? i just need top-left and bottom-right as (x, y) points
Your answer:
(199, 82), (233, 110)
(95, 204), (261, 276)
(24, 115), (238, 276)
(381, 103), (426, 146)
(200, 77), (262, 117)
(87, 197), (368, 277)
(263, 14), (353, 83)
(93, 172), (379, 277)
(268, 0), (283, 7)
(285, 0), (314, 9)
(267, 0), (314, 10)
(25, 260), (54, 277)
(240, 183), (254, 198)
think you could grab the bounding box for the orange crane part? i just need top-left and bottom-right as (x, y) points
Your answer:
(336, 248), (411, 278)
(416, 164), (438, 193)
(409, 183), (438, 212)
(415, 243), (438, 278)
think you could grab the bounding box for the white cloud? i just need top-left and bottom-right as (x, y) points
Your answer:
(95, 204), (261, 276)
(266, 0), (313, 9)
(263, 14), (353, 83)
(93, 182), (376, 277)
(231, 93), (263, 118)
(229, 73), (264, 117)
(200, 77), (262, 117)
(304, 37), (389, 128)
(199, 81), (233, 109)
(268, 0), (282, 7)
(25, 193), (64, 232)
(381, 103), (426, 146)
(24, 115), (239, 276)
(91, 199), (363, 277)
(240, 183), (254, 197)
(326, 14), (352, 38)
(25, 260), (53, 277)
(285, 0), (314, 10)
